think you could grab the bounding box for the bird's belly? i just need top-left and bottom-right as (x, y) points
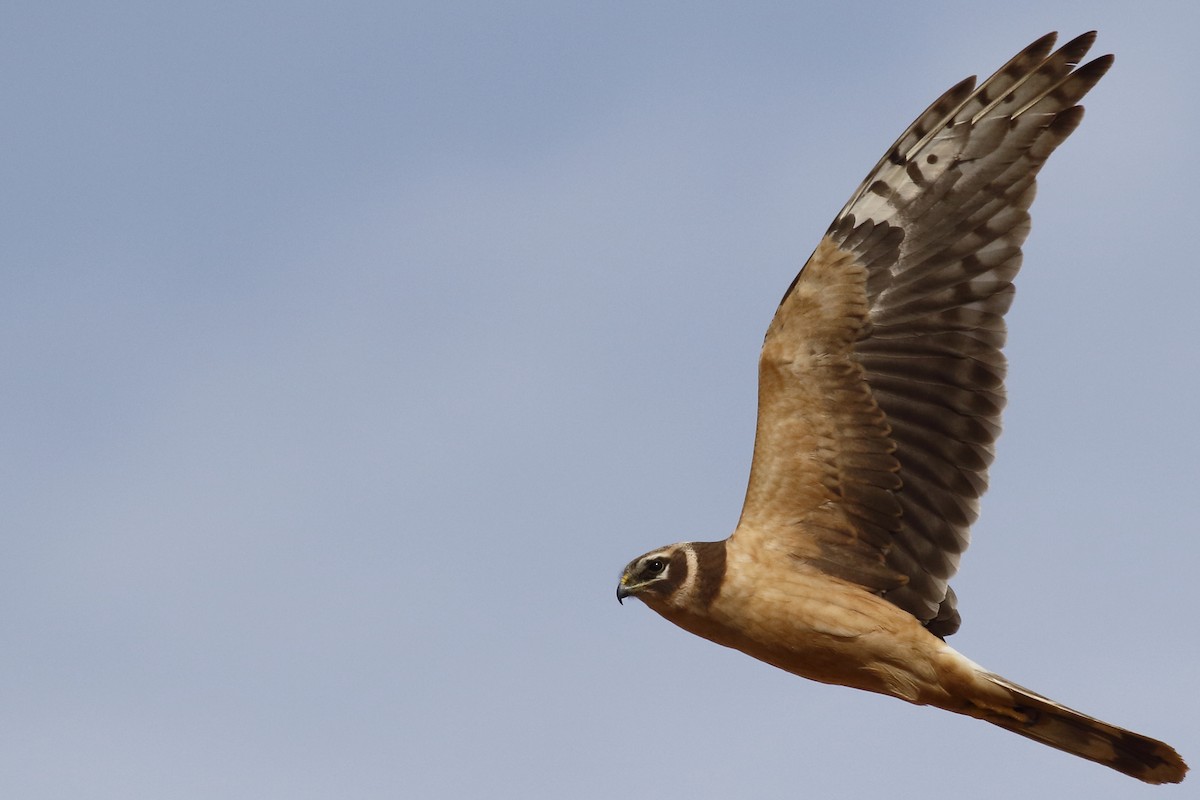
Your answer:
(655, 570), (946, 702)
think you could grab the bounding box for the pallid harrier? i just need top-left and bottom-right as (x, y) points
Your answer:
(616, 32), (1187, 784)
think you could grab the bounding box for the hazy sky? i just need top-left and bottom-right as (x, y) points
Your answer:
(3, 3), (1198, 799)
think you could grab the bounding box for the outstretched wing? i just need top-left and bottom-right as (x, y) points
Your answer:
(732, 32), (1113, 636)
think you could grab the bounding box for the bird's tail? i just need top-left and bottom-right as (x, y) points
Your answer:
(978, 671), (1187, 784)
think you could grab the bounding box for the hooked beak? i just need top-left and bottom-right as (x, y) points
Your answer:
(617, 583), (632, 604)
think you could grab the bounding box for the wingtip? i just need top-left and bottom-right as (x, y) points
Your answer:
(1023, 31), (1059, 59)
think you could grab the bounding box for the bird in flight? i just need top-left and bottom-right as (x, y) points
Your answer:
(616, 32), (1187, 785)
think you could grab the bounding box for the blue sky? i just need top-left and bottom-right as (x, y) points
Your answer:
(3, 3), (1198, 798)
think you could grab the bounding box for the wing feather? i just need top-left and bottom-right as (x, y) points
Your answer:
(731, 33), (1113, 636)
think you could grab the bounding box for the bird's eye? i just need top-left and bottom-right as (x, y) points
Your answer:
(646, 558), (665, 574)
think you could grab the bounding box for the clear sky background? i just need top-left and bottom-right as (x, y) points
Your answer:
(3, 2), (1198, 798)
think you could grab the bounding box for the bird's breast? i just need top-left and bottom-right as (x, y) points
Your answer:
(650, 545), (947, 701)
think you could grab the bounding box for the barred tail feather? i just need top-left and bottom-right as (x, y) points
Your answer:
(981, 672), (1187, 784)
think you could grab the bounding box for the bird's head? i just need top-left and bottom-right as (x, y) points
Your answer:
(616, 540), (727, 611)
(616, 546), (684, 606)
